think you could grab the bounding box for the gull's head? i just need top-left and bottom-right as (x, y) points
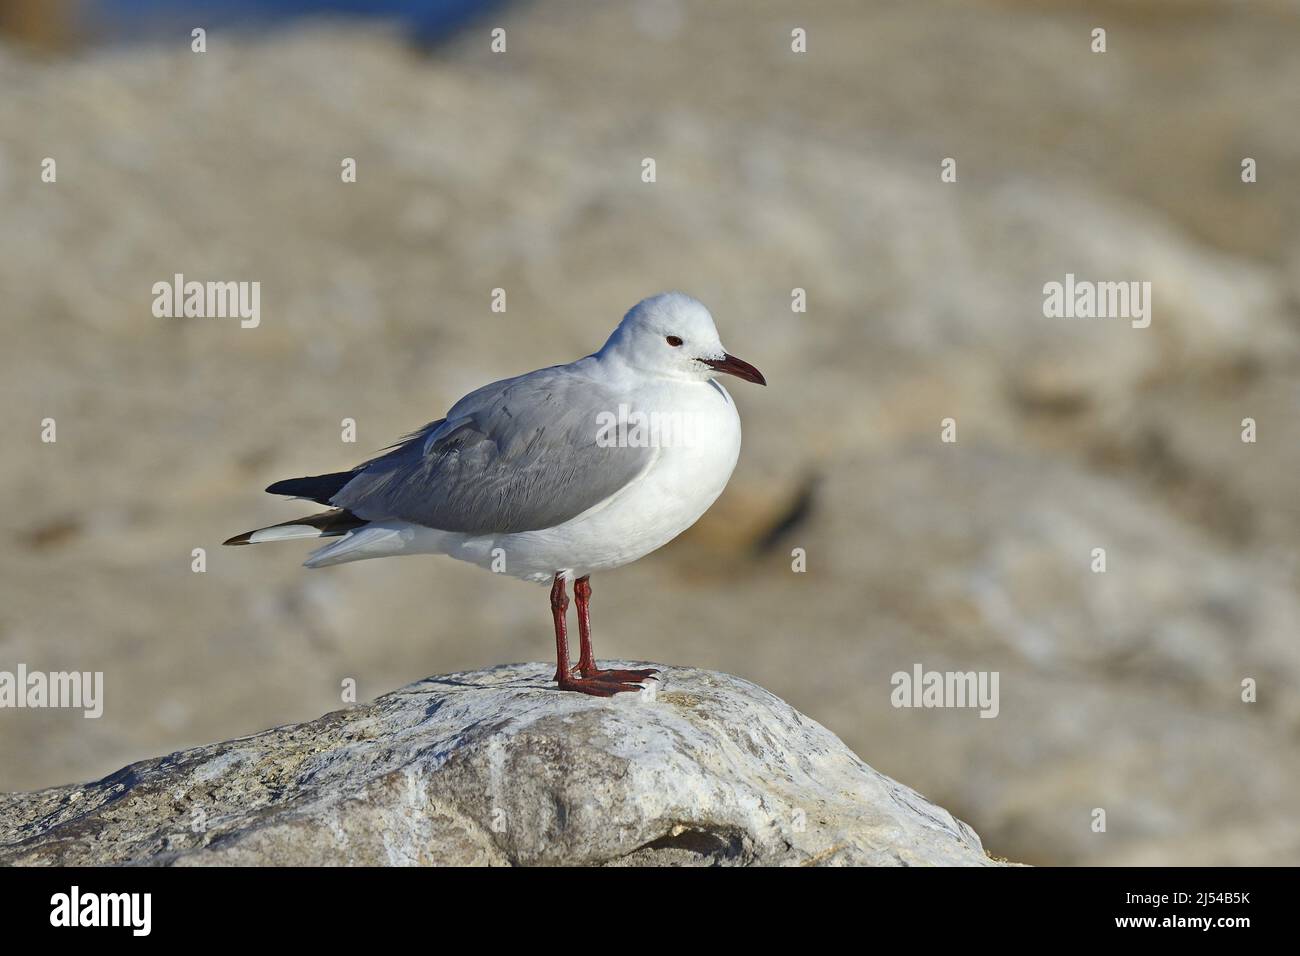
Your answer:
(599, 291), (766, 386)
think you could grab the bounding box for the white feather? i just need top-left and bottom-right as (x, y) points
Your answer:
(247, 524), (329, 544)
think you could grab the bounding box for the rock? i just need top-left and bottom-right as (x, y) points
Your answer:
(0, 664), (1001, 866)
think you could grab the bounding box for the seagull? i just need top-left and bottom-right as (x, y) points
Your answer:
(224, 292), (766, 696)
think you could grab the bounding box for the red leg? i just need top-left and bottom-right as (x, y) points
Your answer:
(551, 573), (651, 696)
(575, 576), (596, 675)
(574, 575), (659, 684)
(550, 574), (571, 684)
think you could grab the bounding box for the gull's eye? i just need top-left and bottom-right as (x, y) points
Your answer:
(666, 335), (684, 347)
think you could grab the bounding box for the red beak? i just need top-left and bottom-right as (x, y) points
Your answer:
(701, 352), (767, 386)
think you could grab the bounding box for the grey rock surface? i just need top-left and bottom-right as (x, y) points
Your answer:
(0, 664), (999, 866)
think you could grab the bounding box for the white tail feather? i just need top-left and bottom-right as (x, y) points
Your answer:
(248, 524), (330, 544)
(303, 525), (410, 568)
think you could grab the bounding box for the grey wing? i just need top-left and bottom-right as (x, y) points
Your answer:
(330, 369), (653, 534)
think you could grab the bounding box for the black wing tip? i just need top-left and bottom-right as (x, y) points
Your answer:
(264, 472), (356, 505)
(223, 531), (254, 546)
(264, 478), (301, 496)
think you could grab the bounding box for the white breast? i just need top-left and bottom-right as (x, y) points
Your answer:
(453, 377), (743, 582)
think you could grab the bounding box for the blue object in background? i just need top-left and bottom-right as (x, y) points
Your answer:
(86, 0), (511, 47)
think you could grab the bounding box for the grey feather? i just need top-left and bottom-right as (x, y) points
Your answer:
(330, 365), (653, 534)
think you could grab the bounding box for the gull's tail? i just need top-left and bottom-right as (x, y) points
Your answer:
(222, 508), (367, 547)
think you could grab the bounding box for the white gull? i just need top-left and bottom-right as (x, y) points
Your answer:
(225, 291), (766, 695)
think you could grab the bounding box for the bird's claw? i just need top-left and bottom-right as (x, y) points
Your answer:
(556, 669), (658, 697)
(579, 666), (660, 683)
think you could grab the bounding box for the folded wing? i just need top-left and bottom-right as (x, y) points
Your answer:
(330, 368), (653, 535)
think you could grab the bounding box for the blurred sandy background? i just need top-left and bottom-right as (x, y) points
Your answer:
(2, 0), (1299, 865)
